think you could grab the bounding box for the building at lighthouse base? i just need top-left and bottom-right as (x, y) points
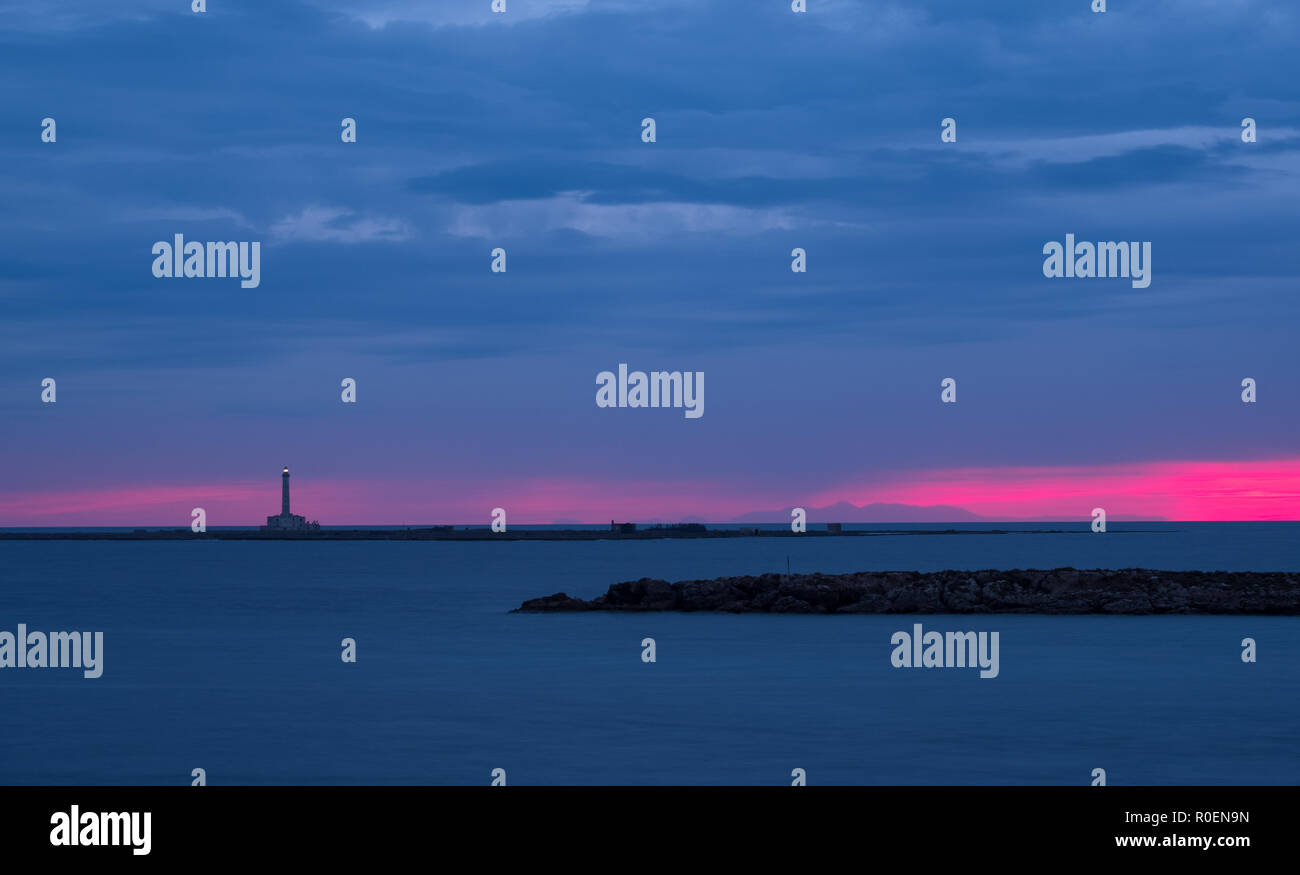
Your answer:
(263, 512), (319, 532)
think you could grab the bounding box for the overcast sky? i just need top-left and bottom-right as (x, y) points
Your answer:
(2, 0), (1297, 524)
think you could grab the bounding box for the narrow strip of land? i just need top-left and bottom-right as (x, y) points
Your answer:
(0, 527), (1079, 541)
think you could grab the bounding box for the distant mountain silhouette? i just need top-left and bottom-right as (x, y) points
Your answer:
(731, 501), (986, 523)
(557, 506), (1166, 525)
(637, 514), (711, 525)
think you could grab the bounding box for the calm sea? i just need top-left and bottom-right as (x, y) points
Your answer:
(0, 522), (1296, 784)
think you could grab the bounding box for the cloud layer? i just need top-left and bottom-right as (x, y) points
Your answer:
(2, 0), (1297, 522)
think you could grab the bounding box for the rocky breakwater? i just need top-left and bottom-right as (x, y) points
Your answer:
(515, 568), (1300, 614)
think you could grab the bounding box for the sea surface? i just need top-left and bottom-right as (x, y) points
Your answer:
(0, 522), (1296, 785)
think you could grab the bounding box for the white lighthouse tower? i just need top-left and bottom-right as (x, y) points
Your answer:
(262, 466), (320, 532)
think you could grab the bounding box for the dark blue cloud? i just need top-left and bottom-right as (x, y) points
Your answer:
(1, 0), (1297, 496)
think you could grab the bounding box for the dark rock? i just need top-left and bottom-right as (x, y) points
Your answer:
(513, 568), (1300, 615)
(516, 592), (592, 612)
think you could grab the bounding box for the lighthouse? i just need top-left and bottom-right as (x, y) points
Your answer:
(262, 465), (320, 532)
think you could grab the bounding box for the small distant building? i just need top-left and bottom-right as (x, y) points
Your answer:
(827, 523), (843, 533)
(611, 520), (637, 533)
(262, 466), (321, 532)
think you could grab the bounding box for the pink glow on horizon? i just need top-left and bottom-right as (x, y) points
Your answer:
(1, 458), (1298, 525)
(810, 459), (1300, 521)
